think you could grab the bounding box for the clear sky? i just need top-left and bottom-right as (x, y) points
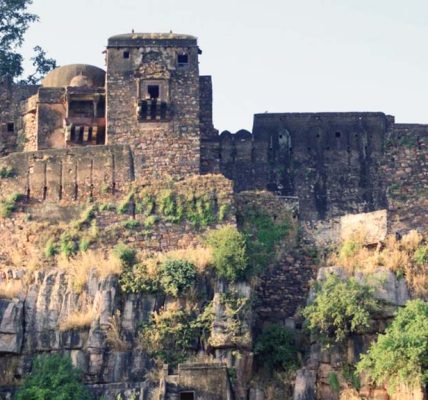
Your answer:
(20, 0), (428, 132)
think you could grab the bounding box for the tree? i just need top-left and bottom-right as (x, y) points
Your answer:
(302, 274), (380, 345)
(357, 299), (428, 394)
(16, 354), (93, 400)
(0, 0), (56, 82)
(26, 45), (57, 84)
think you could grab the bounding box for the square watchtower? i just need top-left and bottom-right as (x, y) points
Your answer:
(106, 33), (202, 178)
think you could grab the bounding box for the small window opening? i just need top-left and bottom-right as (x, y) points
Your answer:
(180, 392), (194, 400)
(7, 122), (14, 132)
(335, 131), (341, 138)
(177, 54), (189, 67)
(123, 51), (130, 59)
(148, 85), (160, 100)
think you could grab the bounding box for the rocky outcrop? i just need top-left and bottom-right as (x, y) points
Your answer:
(293, 266), (416, 400)
(0, 299), (23, 354)
(0, 269), (158, 399)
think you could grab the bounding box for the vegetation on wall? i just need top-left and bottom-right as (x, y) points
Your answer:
(0, 193), (22, 218)
(0, 166), (15, 178)
(159, 259), (197, 297)
(302, 274), (380, 345)
(16, 354), (92, 400)
(357, 299), (428, 394)
(205, 225), (248, 282)
(254, 324), (297, 372)
(139, 306), (213, 366)
(331, 229), (428, 299)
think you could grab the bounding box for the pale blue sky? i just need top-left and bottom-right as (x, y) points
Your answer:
(21, 0), (428, 132)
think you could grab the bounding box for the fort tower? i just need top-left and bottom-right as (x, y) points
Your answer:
(106, 33), (202, 177)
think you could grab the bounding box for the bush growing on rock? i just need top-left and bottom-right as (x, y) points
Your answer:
(16, 354), (93, 400)
(206, 225), (248, 282)
(302, 274), (380, 345)
(357, 299), (428, 394)
(159, 259), (197, 296)
(254, 324), (297, 371)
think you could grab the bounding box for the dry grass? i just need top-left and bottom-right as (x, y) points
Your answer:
(59, 307), (97, 331)
(106, 310), (128, 351)
(0, 279), (22, 299)
(58, 250), (123, 293)
(161, 246), (213, 273)
(330, 229), (428, 299)
(340, 388), (362, 400)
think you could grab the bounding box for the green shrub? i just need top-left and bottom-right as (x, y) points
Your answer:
(239, 207), (290, 274)
(206, 225), (248, 282)
(414, 245), (428, 265)
(72, 205), (96, 230)
(0, 193), (22, 218)
(302, 274), (379, 345)
(254, 324), (297, 371)
(119, 263), (159, 294)
(185, 195), (216, 227)
(143, 215), (159, 228)
(357, 299), (428, 393)
(0, 166), (15, 178)
(339, 239), (362, 260)
(112, 243), (137, 268)
(79, 238), (90, 252)
(159, 259), (197, 296)
(59, 233), (78, 257)
(44, 237), (57, 258)
(139, 308), (200, 366)
(117, 192), (134, 214)
(16, 354), (93, 400)
(123, 219), (140, 230)
(135, 193), (155, 216)
(327, 372), (340, 393)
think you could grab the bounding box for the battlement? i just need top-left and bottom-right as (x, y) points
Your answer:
(0, 34), (427, 228)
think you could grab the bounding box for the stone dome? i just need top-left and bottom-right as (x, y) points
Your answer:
(41, 64), (105, 88)
(69, 75), (94, 87)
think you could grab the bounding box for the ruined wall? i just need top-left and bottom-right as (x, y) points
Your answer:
(0, 76), (38, 155)
(106, 36), (201, 178)
(383, 123), (428, 233)
(0, 145), (133, 203)
(200, 75), (220, 174)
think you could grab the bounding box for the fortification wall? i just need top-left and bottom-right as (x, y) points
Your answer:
(384, 123), (428, 233)
(219, 113), (391, 220)
(0, 145), (134, 204)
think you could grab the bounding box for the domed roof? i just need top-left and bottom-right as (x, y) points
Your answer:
(69, 75), (94, 87)
(41, 64), (105, 88)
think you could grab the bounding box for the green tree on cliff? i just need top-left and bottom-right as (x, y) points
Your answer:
(16, 354), (93, 400)
(0, 0), (56, 82)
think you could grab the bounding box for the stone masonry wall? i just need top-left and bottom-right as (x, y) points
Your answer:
(0, 76), (38, 156)
(219, 112), (390, 221)
(383, 123), (428, 233)
(0, 145), (134, 203)
(200, 75), (220, 174)
(106, 39), (201, 178)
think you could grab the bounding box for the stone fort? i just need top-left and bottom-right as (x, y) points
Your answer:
(0, 33), (427, 400)
(0, 32), (427, 228)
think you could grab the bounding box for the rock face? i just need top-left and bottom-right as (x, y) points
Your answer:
(0, 267), (244, 400)
(0, 299), (23, 354)
(0, 270), (158, 399)
(295, 266), (420, 400)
